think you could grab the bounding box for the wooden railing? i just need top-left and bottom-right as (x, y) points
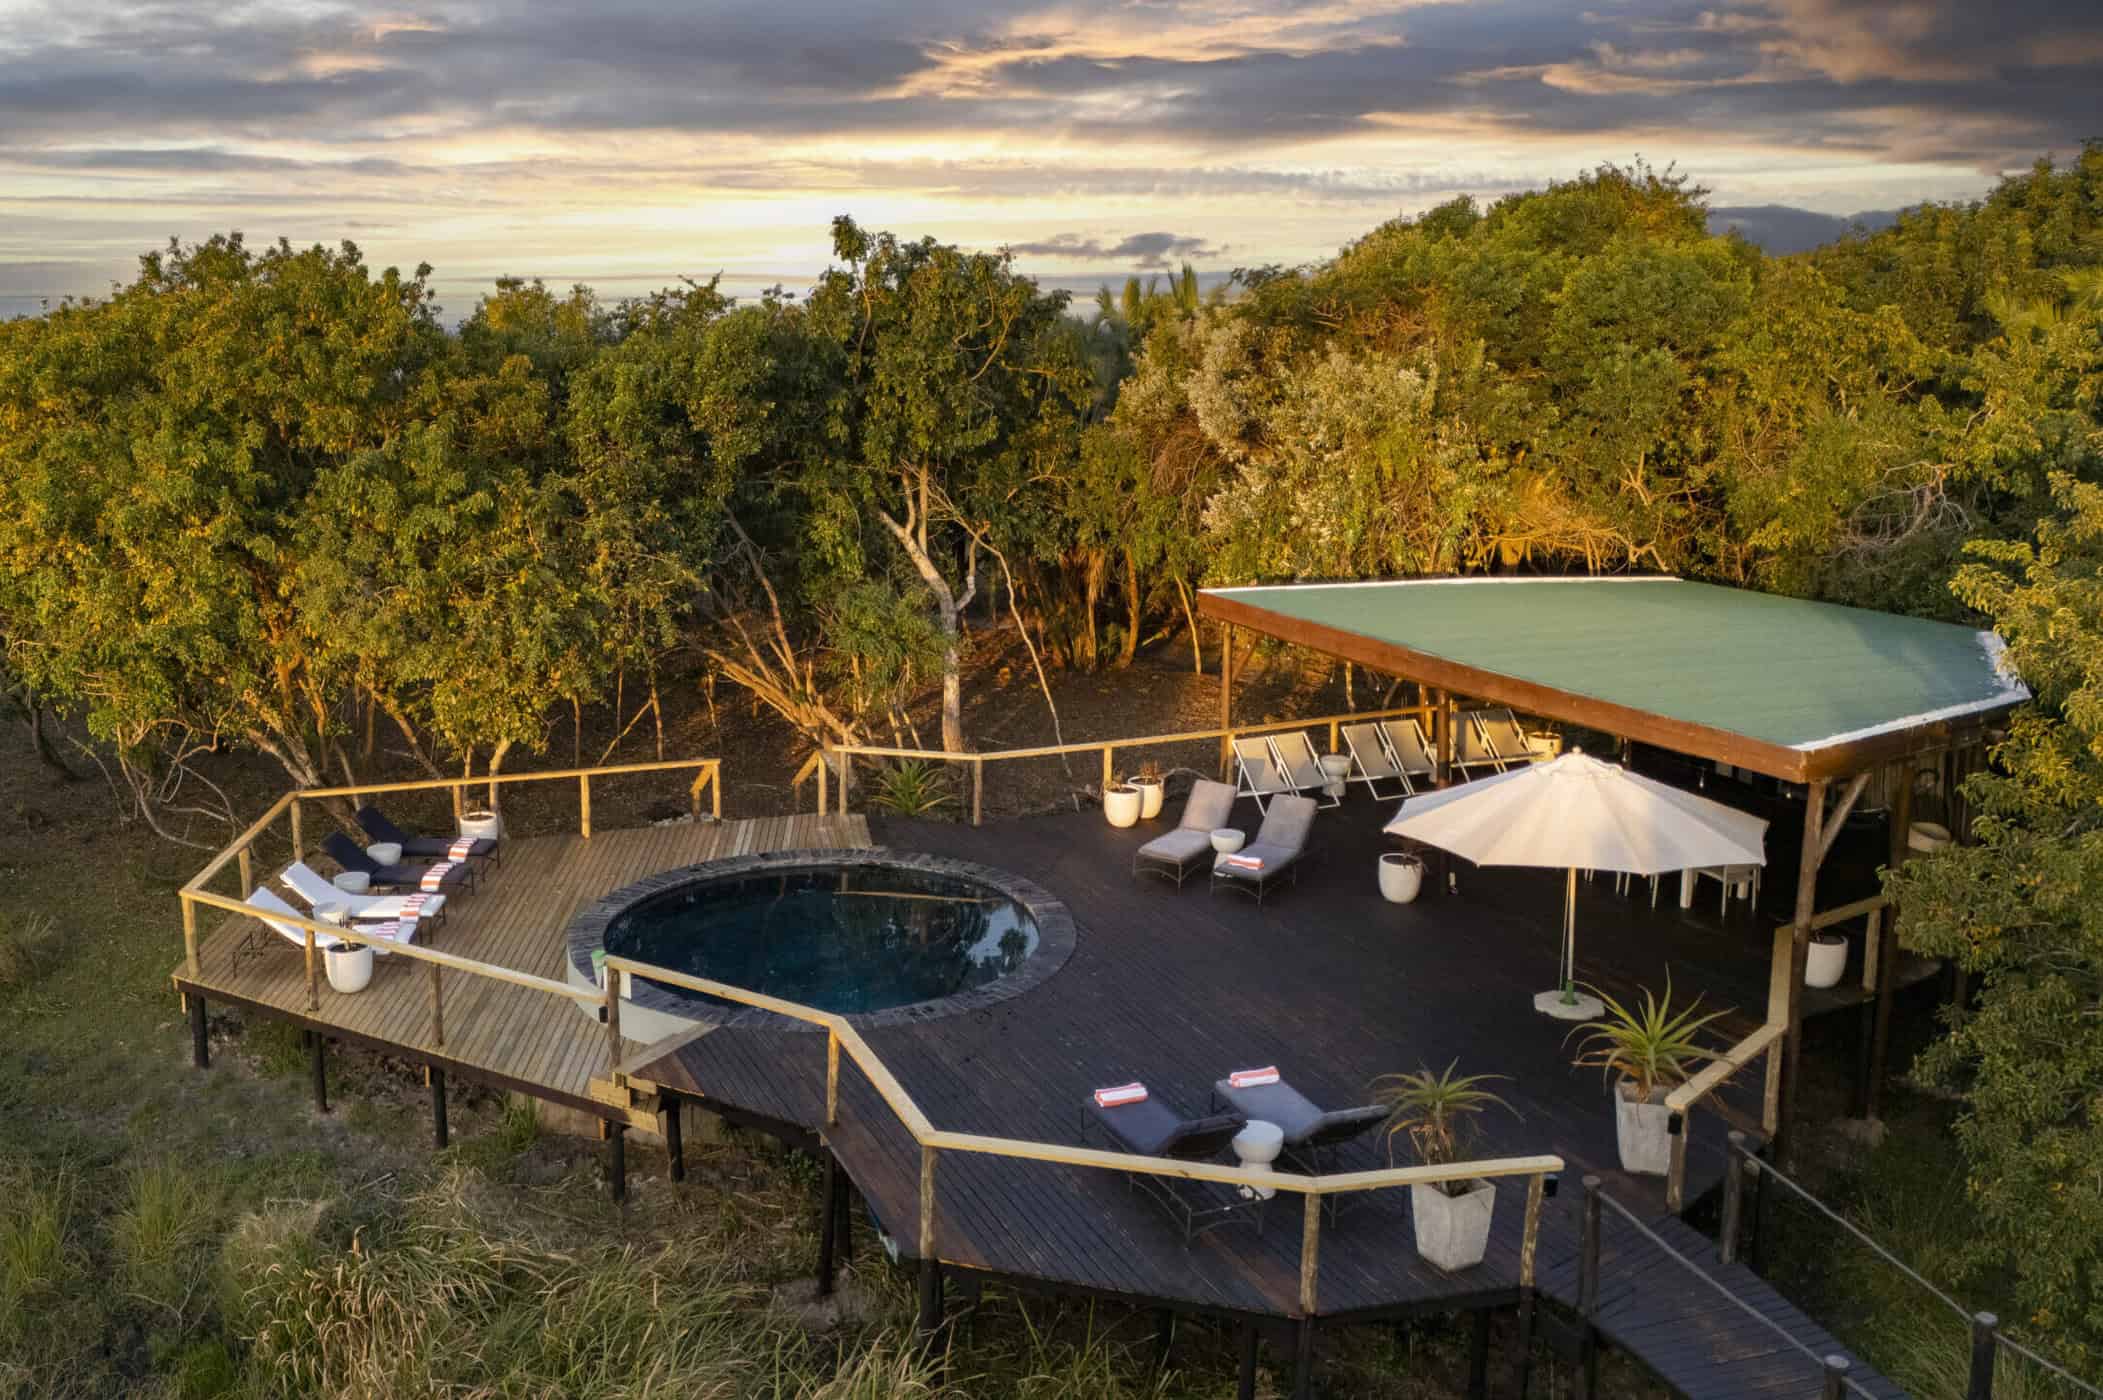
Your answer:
(604, 954), (1563, 1319)
(816, 704), (1437, 825)
(176, 758), (724, 1031)
(1664, 1021), (1784, 1212)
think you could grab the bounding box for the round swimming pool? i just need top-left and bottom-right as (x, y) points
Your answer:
(567, 849), (1074, 1029)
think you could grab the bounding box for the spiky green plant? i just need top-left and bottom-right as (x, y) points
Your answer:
(1565, 977), (1732, 1103)
(1371, 1060), (1516, 1181)
(866, 759), (957, 818)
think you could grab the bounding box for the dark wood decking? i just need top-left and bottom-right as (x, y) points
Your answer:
(632, 796), (1912, 1398)
(172, 814), (872, 1111)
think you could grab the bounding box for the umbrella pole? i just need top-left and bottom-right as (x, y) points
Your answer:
(1563, 868), (1578, 1004)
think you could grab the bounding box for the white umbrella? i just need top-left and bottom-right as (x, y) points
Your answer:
(1384, 750), (1769, 1019)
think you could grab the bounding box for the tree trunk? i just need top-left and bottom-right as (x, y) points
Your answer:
(1116, 554), (1141, 669)
(939, 606), (964, 754)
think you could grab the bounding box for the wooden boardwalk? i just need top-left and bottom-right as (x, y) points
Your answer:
(173, 813), (871, 1111)
(629, 801), (1912, 1398)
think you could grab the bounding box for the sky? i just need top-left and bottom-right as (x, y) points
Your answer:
(3, 0), (2099, 318)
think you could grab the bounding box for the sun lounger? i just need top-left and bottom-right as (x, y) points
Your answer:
(280, 860), (448, 928)
(1210, 794), (1316, 904)
(235, 887), (420, 969)
(322, 831), (474, 895)
(1086, 1087), (1256, 1241)
(1453, 711), (1508, 776)
(1211, 1072), (1387, 1172)
(1231, 735), (1293, 813)
(356, 805), (501, 869)
(1266, 729), (1341, 809)
(1380, 718), (1439, 789)
(1341, 722), (1409, 799)
(1134, 779), (1238, 887)
(1474, 708), (1548, 769)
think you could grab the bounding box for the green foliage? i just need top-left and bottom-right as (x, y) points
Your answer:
(864, 758), (958, 817)
(0, 910), (57, 993)
(112, 1159), (219, 1320)
(1371, 1061), (1514, 1171)
(1892, 471), (2103, 1364)
(0, 1161), (77, 1365)
(1566, 979), (1731, 1103)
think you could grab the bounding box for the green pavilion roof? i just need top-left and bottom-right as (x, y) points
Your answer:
(1199, 577), (2028, 782)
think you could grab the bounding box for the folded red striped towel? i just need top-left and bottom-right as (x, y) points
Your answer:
(401, 893), (432, 915)
(1223, 853), (1264, 871)
(418, 860), (457, 892)
(1093, 1082), (1147, 1108)
(356, 919), (413, 944)
(1229, 1066), (1280, 1088)
(448, 836), (477, 861)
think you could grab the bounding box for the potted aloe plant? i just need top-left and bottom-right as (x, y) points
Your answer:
(1127, 760), (1167, 821)
(1566, 978), (1730, 1175)
(1372, 1061), (1515, 1272)
(1102, 780), (1142, 828)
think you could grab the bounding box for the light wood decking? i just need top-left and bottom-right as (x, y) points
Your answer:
(173, 814), (872, 1111)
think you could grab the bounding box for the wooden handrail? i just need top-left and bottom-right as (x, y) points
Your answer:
(1806, 893), (1890, 933)
(183, 888), (603, 1008)
(184, 792), (297, 893)
(297, 757), (720, 800)
(601, 953), (1560, 1199)
(1664, 1021), (1784, 1211)
(828, 705), (1434, 766)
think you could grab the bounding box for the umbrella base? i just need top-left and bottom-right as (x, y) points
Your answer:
(1533, 989), (1604, 1021)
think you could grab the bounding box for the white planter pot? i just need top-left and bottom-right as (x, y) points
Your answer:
(325, 944), (374, 994)
(1805, 933), (1847, 989)
(1615, 1080), (1673, 1175)
(1907, 821), (1951, 854)
(1103, 786), (1142, 829)
(1129, 779), (1165, 821)
(459, 809), (504, 841)
(364, 842), (402, 867)
(1378, 854), (1424, 904)
(1410, 1178), (1495, 1272)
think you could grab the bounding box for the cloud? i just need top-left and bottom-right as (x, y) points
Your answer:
(1002, 231), (1222, 267)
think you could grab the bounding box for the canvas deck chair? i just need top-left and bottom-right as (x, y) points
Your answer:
(1231, 735), (1294, 813)
(1380, 717), (1439, 789)
(1340, 722), (1409, 799)
(1266, 729), (1341, 809)
(1453, 711), (1508, 776)
(1475, 708), (1547, 768)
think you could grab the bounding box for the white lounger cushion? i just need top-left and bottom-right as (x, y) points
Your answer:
(281, 861), (446, 922)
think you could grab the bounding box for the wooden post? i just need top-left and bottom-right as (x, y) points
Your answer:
(450, 782), (464, 825)
(607, 1123), (627, 1203)
(826, 1030), (841, 1126)
(1237, 1322), (1260, 1400)
(237, 846), (253, 897)
(431, 1067), (449, 1149)
(1967, 1313), (1999, 1400)
(1298, 1192), (1321, 1316)
(1719, 1131), (1747, 1265)
(290, 796), (304, 861)
(603, 967), (624, 1078)
(188, 992), (208, 1069)
(917, 1142), (943, 1342)
(1101, 745), (1114, 795)
(1762, 1034), (1784, 1136)
(817, 1152), (841, 1297)
(1218, 625), (1235, 779)
(1435, 689), (1454, 787)
(918, 1144), (938, 1260)
(817, 747), (829, 816)
(310, 1032), (329, 1114)
(1467, 1308), (1491, 1400)
(1867, 761), (1913, 1122)
(664, 1091), (685, 1182)
(1665, 1111), (1688, 1213)
(428, 963), (445, 1047)
(303, 926), (320, 1012)
(711, 762), (722, 820)
(1822, 1356), (1852, 1400)
(1514, 1171), (1546, 1399)
(1292, 1320), (1316, 1400)
(971, 757), (984, 827)
(182, 897), (200, 979)
(1577, 1175), (1602, 1400)
(578, 773), (592, 838)
(1778, 776), (1829, 1170)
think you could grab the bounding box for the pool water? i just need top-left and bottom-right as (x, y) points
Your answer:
(606, 862), (1041, 1017)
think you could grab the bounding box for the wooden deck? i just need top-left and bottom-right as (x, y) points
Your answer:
(173, 813), (871, 1111)
(629, 799), (1912, 1398)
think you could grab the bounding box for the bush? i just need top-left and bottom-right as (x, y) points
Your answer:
(865, 760), (958, 818)
(0, 911), (59, 994)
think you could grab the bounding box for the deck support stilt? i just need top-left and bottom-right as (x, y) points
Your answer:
(1513, 1290), (1538, 1400)
(309, 1032), (328, 1114)
(1467, 1308), (1491, 1399)
(816, 1153), (841, 1297)
(607, 1123), (627, 1202)
(664, 1092), (685, 1183)
(1291, 1320), (1315, 1400)
(1150, 1309), (1174, 1370)
(1236, 1322), (1259, 1400)
(188, 993), (208, 1069)
(915, 1258), (943, 1344)
(430, 1067), (448, 1149)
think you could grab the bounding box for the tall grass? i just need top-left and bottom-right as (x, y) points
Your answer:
(112, 1159), (219, 1321)
(0, 1162), (74, 1344)
(0, 911), (59, 993)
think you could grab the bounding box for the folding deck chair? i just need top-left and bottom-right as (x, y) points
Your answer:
(1340, 721), (1409, 799)
(1265, 729), (1341, 810)
(1380, 716), (1439, 790)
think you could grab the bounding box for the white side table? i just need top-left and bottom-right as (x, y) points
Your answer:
(1232, 1119), (1285, 1199)
(1318, 753), (1351, 797)
(1210, 828), (1246, 855)
(332, 870), (372, 894)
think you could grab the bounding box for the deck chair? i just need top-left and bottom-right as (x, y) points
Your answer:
(1380, 718), (1439, 790)
(1211, 794), (1316, 904)
(1231, 736), (1293, 814)
(235, 887), (419, 968)
(1341, 722), (1409, 799)
(322, 830), (475, 895)
(1475, 708), (1547, 768)
(1266, 729), (1341, 809)
(1453, 711), (1508, 776)
(356, 805), (501, 869)
(280, 861), (448, 928)
(1134, 779), (1239, 887)
(1086, 1091), (1258, 1242)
